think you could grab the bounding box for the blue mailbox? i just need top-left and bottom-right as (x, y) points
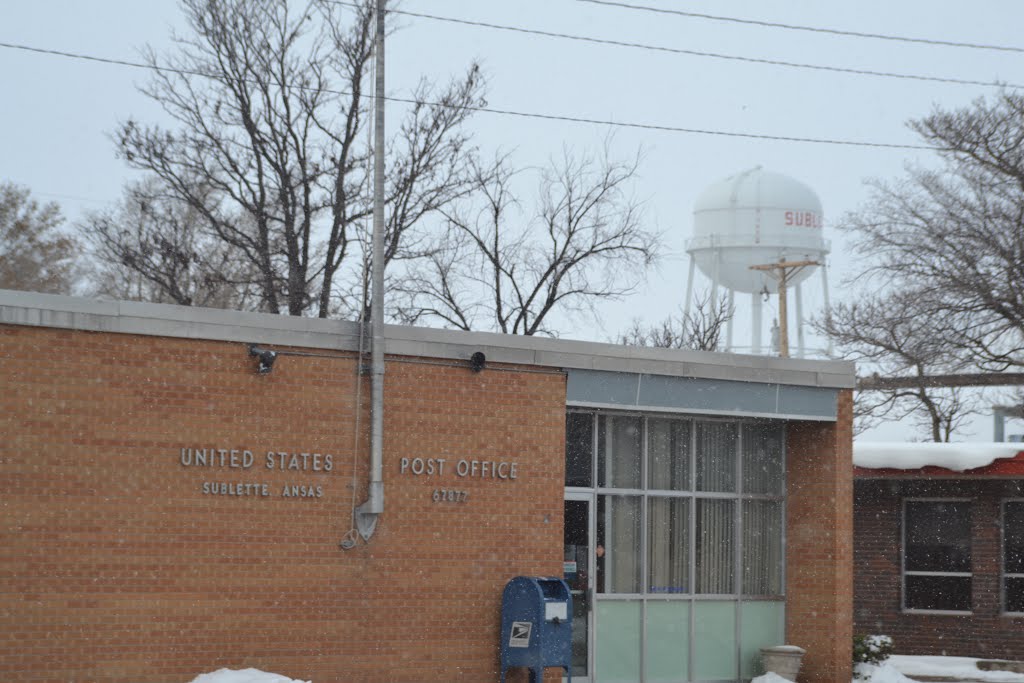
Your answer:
(500, 576), (572, 683)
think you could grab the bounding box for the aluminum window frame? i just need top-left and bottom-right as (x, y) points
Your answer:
(901, 497), (973, 615)
(566, 408), (787, 600)
(566, 408), (788, 683)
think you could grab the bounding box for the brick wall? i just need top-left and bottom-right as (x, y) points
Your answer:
(785, 389), (854, 683)
(854, 478), (1024, 660)
(0, 325), (566, 682)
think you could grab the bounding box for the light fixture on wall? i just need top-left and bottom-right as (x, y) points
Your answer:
(248, 345), (278, 374)
(470, 351), (486, 373)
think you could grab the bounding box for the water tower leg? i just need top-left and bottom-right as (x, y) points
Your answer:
(710, 249), (721, 310)
(751, 293), (762, 354)
(726, 290), (735, 352)
(683, 257), (696, 322)
(821, 263), (833, 356)
(796, 282), (806, 359)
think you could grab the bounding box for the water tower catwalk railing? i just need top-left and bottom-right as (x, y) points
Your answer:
(686, 233), (830, 253)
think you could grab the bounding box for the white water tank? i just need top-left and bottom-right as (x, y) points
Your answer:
(688, 167), (828, 294)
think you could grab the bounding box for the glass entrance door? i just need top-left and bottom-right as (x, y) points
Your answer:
(564, 494), (593, 681)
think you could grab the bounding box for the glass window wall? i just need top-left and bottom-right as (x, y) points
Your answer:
(567, 410), (786, 682)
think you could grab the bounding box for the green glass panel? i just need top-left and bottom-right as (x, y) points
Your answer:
(740, 601), (785, 679)
(596, 600), (641, 683)
(646, 600), (690, 683)
(693, 600), (737, 680)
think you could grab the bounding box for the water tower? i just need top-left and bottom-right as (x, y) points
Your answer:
(684, 166), (831, 357)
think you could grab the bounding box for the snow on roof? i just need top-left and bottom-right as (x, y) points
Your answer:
(190, 670), (310, 683)
(854, 442), (1024, 472)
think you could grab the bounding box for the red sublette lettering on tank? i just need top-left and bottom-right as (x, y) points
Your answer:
(783, 210), (823, 228)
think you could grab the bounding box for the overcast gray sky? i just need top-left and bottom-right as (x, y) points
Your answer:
(3, 0), (1022, 439)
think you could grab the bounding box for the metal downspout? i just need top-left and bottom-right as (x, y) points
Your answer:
(355, 0), (386, 541)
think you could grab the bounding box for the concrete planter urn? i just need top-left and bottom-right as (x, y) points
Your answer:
(760, 645), (806, 681)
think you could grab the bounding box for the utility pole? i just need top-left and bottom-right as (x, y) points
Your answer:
(749, 258), (819, 358)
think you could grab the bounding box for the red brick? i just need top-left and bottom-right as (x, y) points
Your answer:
(785, 390), (854, 683)
(854, 478), (1024, 660)
(0, 326), (565, 682)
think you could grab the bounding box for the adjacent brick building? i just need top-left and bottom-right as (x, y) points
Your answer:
(1, 290), (855, 682)
(854, 446), (1024, 661)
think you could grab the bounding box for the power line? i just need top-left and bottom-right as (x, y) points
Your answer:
(0, 41), (210, 79)
(0, 40), (930, 150)
(34, 191), (108, 205)
(324, 1), (1019, 90)
(3, 181), (109, 206)
(578, 0), (1024, 55)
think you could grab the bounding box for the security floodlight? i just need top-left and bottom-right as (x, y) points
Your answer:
(248, 345), (278, 374)
(470, 351), (486, 373)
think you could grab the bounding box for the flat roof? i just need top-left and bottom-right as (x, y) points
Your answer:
(0, 289), (855, 389)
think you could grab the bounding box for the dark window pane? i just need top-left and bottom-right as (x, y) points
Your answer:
(696, 498), (735, 594)
(648, 496), (689, 593)
(905, 575), (971, 611)
(596, 494), (642, 594)
(741, 422), (784, 495)
(648, 418), (690, 491)
(905, 501), (971, 572)
(1006, 577), (1024, 613)
(743, 500), (783, 595)
(566, 413), (594, 487)
(696, 422), (737, 492)
(597, 415), (642, 489)
(1005, 502), (1024, 574)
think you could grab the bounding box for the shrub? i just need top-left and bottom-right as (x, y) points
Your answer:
(853, 634), (894, 678)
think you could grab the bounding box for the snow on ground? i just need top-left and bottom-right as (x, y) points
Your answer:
(854, 662), (918, 683)
(190, 670), (310, 683)
(853, 442), (1023, 472)
(752, 655), (1024, 683)
(190, 656), (1024, 683)
(752, 672), (797, 683)
(888, 655), (1024, 682)
(748, 660), (918, 683)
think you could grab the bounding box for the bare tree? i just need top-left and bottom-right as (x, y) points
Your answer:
(819, 291), (979, 441)
(81, 178), (259, 309)
(115, 0), (484, 317)
(619, 290), (734, 352)
(826, 91), (1024, 437)
(843, 91), (1024, 372)
(0, 181), (79, 294)
(393, 147), (659, 335)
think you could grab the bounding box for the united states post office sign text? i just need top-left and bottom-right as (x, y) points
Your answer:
(398, 457), (520, 506)
(179, 447), (334, 500)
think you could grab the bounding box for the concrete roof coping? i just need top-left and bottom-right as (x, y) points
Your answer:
(0, 289), (855, 389)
